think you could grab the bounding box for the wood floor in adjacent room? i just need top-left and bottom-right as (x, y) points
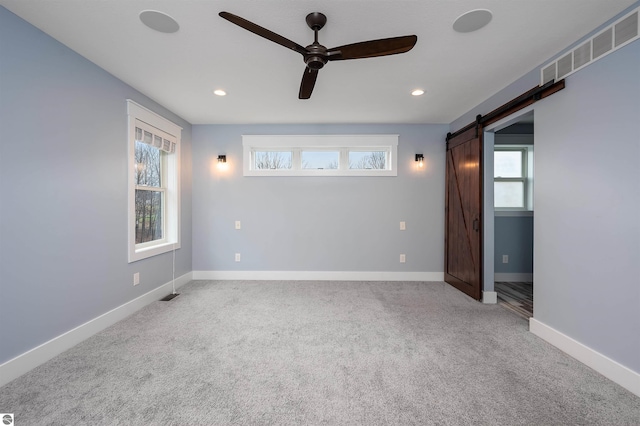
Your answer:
(495, 281), (533, 319)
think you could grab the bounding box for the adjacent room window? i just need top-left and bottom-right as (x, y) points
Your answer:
(127, 100), (181, 262)
(243, 135), (398, 176)
(494, 147), (532, 210)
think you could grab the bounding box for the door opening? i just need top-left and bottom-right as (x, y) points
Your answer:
(484, 110), (534, 318)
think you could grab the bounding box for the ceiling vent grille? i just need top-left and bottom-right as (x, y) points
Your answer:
(615, 11), (638, 46)
(541, 8), (638, 85)
(593, 29), (613, 59)
(573, 41), (591, 69)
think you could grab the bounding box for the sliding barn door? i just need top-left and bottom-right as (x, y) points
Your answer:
(445, 127), (482, 300)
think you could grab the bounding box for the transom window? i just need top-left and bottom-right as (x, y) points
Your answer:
(243, 135), (398, 177)
(302, 150), (339, 170)
(349, 150), (387, 170)
(254, 151), (292, 170)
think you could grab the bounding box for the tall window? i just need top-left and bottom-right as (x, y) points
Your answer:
(494, 147), (532, 210)
(127, 101), (181, 262)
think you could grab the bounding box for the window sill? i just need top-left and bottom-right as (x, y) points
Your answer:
(244, 169), (397, 177)
(495, 210), (533, 217)
(129, 240), (180, 263)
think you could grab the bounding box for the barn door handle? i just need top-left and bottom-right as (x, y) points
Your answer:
(473, 218), (479, 232)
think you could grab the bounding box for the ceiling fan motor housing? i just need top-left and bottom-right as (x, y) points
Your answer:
(304, 44), (328, 69)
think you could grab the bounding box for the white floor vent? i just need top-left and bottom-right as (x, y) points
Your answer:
(541, 7), (638, 84)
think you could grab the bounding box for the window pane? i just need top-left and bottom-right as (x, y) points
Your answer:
(135, 190), (163, 243)
(349, 151), (387, 169)
(135, 141), (162, 187)
(302, 151), (339, 169)
(494, 151), (523, 178)
(254, 151), (292, 169)
(494, 182), (524, 208)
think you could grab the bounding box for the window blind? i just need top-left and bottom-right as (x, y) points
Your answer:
(135, 120), (176, 154)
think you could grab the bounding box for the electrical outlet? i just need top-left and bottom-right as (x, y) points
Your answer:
(400, 254), (406, 263)
(235, 253), (241, 262)
(235, 220), (241, 230)
(502, 255), (509, 264)
(400, 221), (406, 230)
(133, 272), (140, 286)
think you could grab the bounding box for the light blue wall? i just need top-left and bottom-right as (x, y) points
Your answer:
(494, 216), (533, 274)
(192, 124), (447, 273)
(534, 39), (640, 372)
(452, 4), (640, 372)
(0, 7), (193, 364)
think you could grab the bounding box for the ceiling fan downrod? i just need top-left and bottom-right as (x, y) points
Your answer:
(304, 12), (328, 70)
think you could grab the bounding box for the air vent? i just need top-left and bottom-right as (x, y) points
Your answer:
(593, 28), (613, 59)
(615, 11), (638, 47)
(557, 53), (573, 79)
(573, 41), (591, 69)
(541, 8), (639, 85)
(542, 64), (556, 85)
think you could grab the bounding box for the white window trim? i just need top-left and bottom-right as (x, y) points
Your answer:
(242, 135), (398, 177)
(494, 145), (534, 211)
(127, 100), (181, 263)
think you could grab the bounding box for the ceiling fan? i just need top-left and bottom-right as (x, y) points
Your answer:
(219, 11), (417, 99)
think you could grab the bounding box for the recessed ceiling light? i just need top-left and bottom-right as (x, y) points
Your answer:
(139, 10), (180, 34)
(453, 9), (492, 33)
(411, 89), (425, 96)
(213, 89), (227, 96)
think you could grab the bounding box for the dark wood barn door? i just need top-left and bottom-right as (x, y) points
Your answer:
(443, 80), (565, 302)
(445, 127), (482, 300)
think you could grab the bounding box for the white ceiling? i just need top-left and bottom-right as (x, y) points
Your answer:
(1, 0), (636, 124)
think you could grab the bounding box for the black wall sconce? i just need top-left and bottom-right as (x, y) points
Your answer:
(415, 154), (424, 168)
(217, 154), (228, 170)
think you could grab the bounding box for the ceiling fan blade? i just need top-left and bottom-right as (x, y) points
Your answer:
(219, 12), (308, 56)
(327, 35), (417, 61)
(299, 68), (319, 99)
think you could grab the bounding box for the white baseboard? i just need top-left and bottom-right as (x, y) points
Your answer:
(0, 272), (193, 388)
(482, 291), (497, 304)
(495, 273), (533, 282)
(529, 318), (640, 398)
(192, 270), (444, 282)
